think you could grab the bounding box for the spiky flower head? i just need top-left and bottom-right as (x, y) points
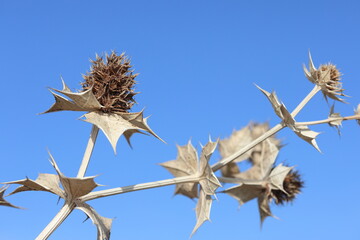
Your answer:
(303, 52), (345, 102)
(270, 169), (304, 205)
(81, 51), (138, 113)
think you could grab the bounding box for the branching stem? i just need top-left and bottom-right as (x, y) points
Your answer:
(79, 175), (200, 202)
(37, 125), (99, 239)
(211, 85), (321, 172)
(296, 114), (360, 126)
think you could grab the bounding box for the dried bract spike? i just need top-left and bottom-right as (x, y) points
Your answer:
(0, 186), (21, 209)
(303, 52), (346, 102)
(270, 169), (304, 205)
(328, 104), (342, 134)
(81, 51), (138, 113)
(76, 202), (112, 240)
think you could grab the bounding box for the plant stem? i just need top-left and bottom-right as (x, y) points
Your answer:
(35, 203), (75, 240)
(37, 125), (99, 239)
(291, 85), (321, 117)
(211, 85), (321, 172)
(218, 177), (264, 185)
(296, 114), (360, 126)
(79, 175), (200, 202)
(77, 125), (99, 178)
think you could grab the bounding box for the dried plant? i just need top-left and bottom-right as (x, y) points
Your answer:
(1, 51), (359, 240)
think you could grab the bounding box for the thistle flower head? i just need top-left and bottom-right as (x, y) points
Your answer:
(270, 169), (304, 205)
(303, 52), (346, 102)
(81, 51), (138, 113)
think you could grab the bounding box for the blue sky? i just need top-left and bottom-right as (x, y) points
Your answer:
(0, 1), (359, 239)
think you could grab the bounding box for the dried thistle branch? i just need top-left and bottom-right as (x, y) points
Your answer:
(3, 51), (359, 240)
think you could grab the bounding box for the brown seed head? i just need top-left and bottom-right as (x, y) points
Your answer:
(81, 51), (138, 113)
(270, 169), (304, 205)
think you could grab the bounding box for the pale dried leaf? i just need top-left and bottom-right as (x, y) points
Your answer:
(199, 140), (221, 195)
(258, 193), (274, 226)
(218, 126), (253, 163)
(160, 140), (220, 199)
(83, 111), (163, 153)
(125, 110), (165, 143)
(0, 186), (21, 209)
(54, 86), (102, 111)
(294, 125), (321, 152)
(218, 126), (252, 177)
(328, 104), (342, 134)
(191, 190), (213, 237)
(160, 142), (199, 198)
(76, 202), (112, 240)
(49, 152), (98, 200)
(5, 173), (64, 198)
(42, 91), (85, 113)
(256, 85), (283, 119)
(43, 80), (102, 113)
(303, 51), (317, 83)
(268, 164), (293, 192)
(83, 112), (141, 153)
(234, 140), (279, 180)
(224, 183), (263, 205)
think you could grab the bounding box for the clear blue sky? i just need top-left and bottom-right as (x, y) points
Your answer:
(0, 1), (359, 239)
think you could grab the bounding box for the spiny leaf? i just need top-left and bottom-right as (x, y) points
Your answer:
(76, 202), (113, 240)
(0, 186), (22, 209)
(83, 111), (163, 154)
(159, 141), (199, 198)
(191, 190), (213, 237)
(328, 104), (342, 134)
(257, 84), (321, 152)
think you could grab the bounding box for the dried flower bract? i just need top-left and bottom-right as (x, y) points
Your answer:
(82, 51), (138, 113)
(303, 52), (346, 102)
(270, 169), (304, 205)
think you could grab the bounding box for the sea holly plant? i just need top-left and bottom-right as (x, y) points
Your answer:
(1, 51), (360, 240)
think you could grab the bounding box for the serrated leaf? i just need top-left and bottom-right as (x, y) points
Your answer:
(224, 163), (293, 226)
(258, 193), (275, 226)
(0, 186), (22, 209)
(42, 90), (86, 113)
(256, 85), (284, 119)
(268, 164), (293, 192)
(53, 84), (102, 111)
(160, 140), (220, 198)
(230, 140), (279, 181)
(49, 152), (98, 200)
(5, 173), (64, 198)
(83, 111), (163, 154)
(191, 190), (213, 237)
(293, 125), (321, 152)
(199, 140), (221, 195)
(328, 104), (342, 134)
(6, 152), (99, 202)
(256, 85), (321, 152)
(159, 142), (199, 198)
(76, 202), (112, 240)
(224, 183), (263, 205)
(43, 79), (102, 113)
